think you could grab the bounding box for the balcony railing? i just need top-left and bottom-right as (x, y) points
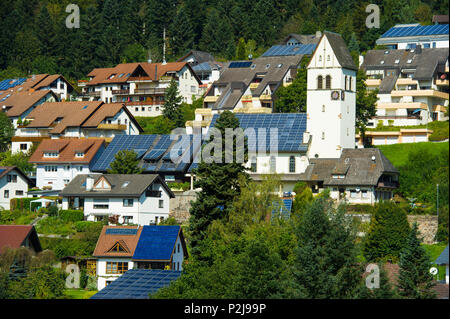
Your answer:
(82, 91), (101, 97)
(112, 89), (130, 95)
(377, 181), (399, 188)
(97, 123), (127, 130)
(375, 115), (422, 120)
(391, 89), (449, 99)
(134, 88), (166, 95)
(122, 101), (162, 106)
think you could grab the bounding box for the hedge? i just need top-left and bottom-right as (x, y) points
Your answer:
(59, 210), (84, 222)
(10, 198), (39, 211)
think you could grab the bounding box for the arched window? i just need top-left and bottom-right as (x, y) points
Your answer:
(317, 75), (323, 89)
(289, 156), (296, 173)
(325, 75), (331, 89)
(344, 76), (348, 91)
(349, 76), (352, 91)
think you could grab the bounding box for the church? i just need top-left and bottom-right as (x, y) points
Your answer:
(199, 31), (399, 204)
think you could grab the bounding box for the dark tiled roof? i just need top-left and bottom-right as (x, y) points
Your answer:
(323, 31), (358, 71)
(177, 50), (215, 64)
(435, 245), (449, 265)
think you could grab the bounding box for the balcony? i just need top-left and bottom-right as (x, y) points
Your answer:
(435, 79), (449, 86)
(377, 180), (399, 189)
(146, 190), (162, 198)
(112, 89), (130, 95)
(204, 95), (219, 103)
(365, 79), (382, 87)
(259, 94), (272, 101)
(134, 88), (166, 95)
(376, 102), (428, 110)
(82, 91), (101, 97)
(391, 89), (449, 99)
(123, 101), (162, 106)
(97, 123), (127, 130)
(374, 115), (422, 120)
(249, 83), (260, 90)
(11, 136), (49, 142)
(241, 95), (253, 103)
(396, 78), (418, 86)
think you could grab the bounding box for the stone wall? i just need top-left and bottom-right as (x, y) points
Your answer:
(348, 214), (438, 244)
(169, 190), (198, 224)
(407, 215), (439, 245)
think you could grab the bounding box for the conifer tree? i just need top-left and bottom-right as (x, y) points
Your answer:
(188, 111), (249, 258)
(162, 79), (184, 129)
(107, 150), (142, 174)
(397, 223), (436, 299)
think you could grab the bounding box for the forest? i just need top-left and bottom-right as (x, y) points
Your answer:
(0, 0), (448, 84)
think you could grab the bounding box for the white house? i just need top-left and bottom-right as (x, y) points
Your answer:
(79, 62), (202, 117)
(28, 138), (105, 191)
(93, 225), (187, 290)
(60, 174), (175, 225)
(0, 166), (31, 210)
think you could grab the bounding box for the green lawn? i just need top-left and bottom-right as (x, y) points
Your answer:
(64, 289), (98, 299)
(376, 141), (449, 167)
(423, 243), (448, 281)
(367, 121), (449, 142)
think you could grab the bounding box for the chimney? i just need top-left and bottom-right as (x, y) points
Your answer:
(155, 64), (158, 81)
(416, 45), (422, 54)
(315, 31), (322, 38)
(86, 175), (94, 191)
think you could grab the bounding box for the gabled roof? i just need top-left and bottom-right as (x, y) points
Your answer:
(0, 166), (32, 185)
(132, 225), (187, 261)
(282, 33), (322, 45)
(90, 269), (182, 299)
(435, 245), (449, 265)
(177, 50), (215, 64)
(1, 90), (56, 117)
(28, 138), (105, 164)
(322, 31), (358, 71)
(59, 174), (175, 198)
(93, 226), (142, 258)
(0, 225), (42, 254)
(300, 148), (398, 187)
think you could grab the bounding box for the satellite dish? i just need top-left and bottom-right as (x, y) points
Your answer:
(430, 267), (438, 275)
(248, 54), (253, 60)
(371, 156), (376, 161)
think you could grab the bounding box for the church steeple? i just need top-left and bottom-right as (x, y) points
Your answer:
(306, 31), (357, 159)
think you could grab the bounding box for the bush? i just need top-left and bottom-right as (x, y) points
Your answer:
(74, 221), (103, 233)
(59, 210), (84, 222)
(346, 204), (374, 214)
(35, 217), (77, 236)
(10, 198), (40, 211)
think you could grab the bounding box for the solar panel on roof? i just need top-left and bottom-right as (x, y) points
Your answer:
(105, 228), (138, 235)
(381, 24), (449, 38)
(229, 61), (253, 68)
(90, 269), (182, 299)
(133, 225), (180, 261)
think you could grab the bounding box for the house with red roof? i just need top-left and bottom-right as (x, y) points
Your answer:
(0, 225), (42, 255)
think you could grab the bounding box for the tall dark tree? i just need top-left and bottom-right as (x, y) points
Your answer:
(199, 8), (235, 59)
(162, 78), (184, 128)
(356, 69), (378, 147)
(0, 112), (14, 152)
(107, 150), (143, 174)
(188, 111), (249, 258)
(397, 223), (436, 299)
(169, 5), (195, 58)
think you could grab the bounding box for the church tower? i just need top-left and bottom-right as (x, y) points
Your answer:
(306, 31), (357, 159)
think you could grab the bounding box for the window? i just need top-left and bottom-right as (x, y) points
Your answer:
(347, 128), (349, 136)
(20, 144), (28, 150)
(106, 262), (128, 274)
(322, 105), (325, 112)
(289, 156), (296, 173)
(325, 75), (331, 89)
(349, 77), (352, 91)
(362, 190), (368, 198)
(177, 243), (180, 253)
(317, 76), (323, 89)
(159, 200), (164, 208)
(344, 76), (347, 90)
(135, 107), (138, 112)
(44, 165), (58, 172)
(327, 55), (330, 61)
(270, 156), (276, 173)
(93, 204), (109, 209)
(77, 166), (83, 172)
(156, 107), (159, 111)
(350, 190), (358, 198)
(75, 152), (84, 158)
(4, 190), (9, 198)
(123, 199), (134, 207)
(123, 216), (133, 224)
(148, 107), (152, 111)
(141, 107), (145, 112)
(64, 165), (70, 171)
(250, 156), (257, 173)
(108, 242), (127, 253)
(322, 132), (325, 140)
(63, 179), (70, 185)
(191, 86), (197, 93)
(7, 175), (17, 183)
(44, 152), (59, 158)
(319, 55), (322, 62)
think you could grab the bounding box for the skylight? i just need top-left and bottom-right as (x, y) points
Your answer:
(395, 59), (400, 64)
(407, 59), (412, 64)
(122, 181), (130, 188)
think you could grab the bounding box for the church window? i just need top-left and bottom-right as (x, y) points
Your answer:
(345, 76), (348, 90)
(317, 76), (323, 89)
(349, 77), (352, 91)
(322, 105), (325, 112)
(322, 132), (325, 140)
(325, 75), (331, 89)
(289, 156), (296, 173)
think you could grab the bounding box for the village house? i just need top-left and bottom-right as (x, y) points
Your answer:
(361, 46), (449, 127)
(60, 174), (175, 225)
(78, 62), (202, 117)
(92, 225), (187, 291)
(12, 101), (142, 153)
(375, 23), (449, 50)
(28, 138), (106, 192)
(0, 166), (32, 210)
(0, 225), (42, 255)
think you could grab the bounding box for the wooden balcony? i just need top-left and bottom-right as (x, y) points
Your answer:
(11, 136), (49, 142)
(435, 79), (449, 86)
(376, 102), (428, 110)
(112, 89), (130, 95)
(204, 95), (219, 103)
(123, 101), (162, 106)
(259, 94), (272, 101)
(396, 78), (418, 86)
(82, 91), (101, 97)
(97, 123), (127, 130)
(374, 115), (422, 120)
(249, 83), (260, 90)
(134, 88), (166, 95)
(146, 190), (162, 197)
(377, 180), (399, 189)
(365, 79), (382, 86)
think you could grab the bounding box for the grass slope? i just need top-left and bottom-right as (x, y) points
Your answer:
(376, 141), (449, 168)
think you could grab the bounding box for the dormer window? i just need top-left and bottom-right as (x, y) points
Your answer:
(394, 59), (400, 64)
(75, 152), (84, 158)
(108, 74), (116, 79)
(407, 59), (412, 64)
(44, 152), (59, 158)
(380, 61), (385, 65)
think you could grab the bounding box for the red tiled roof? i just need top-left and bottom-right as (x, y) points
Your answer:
(28, 138), (105, 164)
(0, 225), (35, 254)
(93, 226), (143, 258)
(2, 90), (55, 117)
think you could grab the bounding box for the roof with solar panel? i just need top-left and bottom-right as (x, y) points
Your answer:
(90, 269), (182, 299)
(271, 198), (293, 220)
(91, 134), (202, 175)
(377, 23), (449, 46)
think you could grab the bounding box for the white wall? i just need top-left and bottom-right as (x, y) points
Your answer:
(0, 170), (29, 210)
(36, 164), (92, 191)
(96, 258), (134, 291)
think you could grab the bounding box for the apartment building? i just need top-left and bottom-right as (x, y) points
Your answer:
(79, 62), (202, 117)
(361, 46), (449, 126)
